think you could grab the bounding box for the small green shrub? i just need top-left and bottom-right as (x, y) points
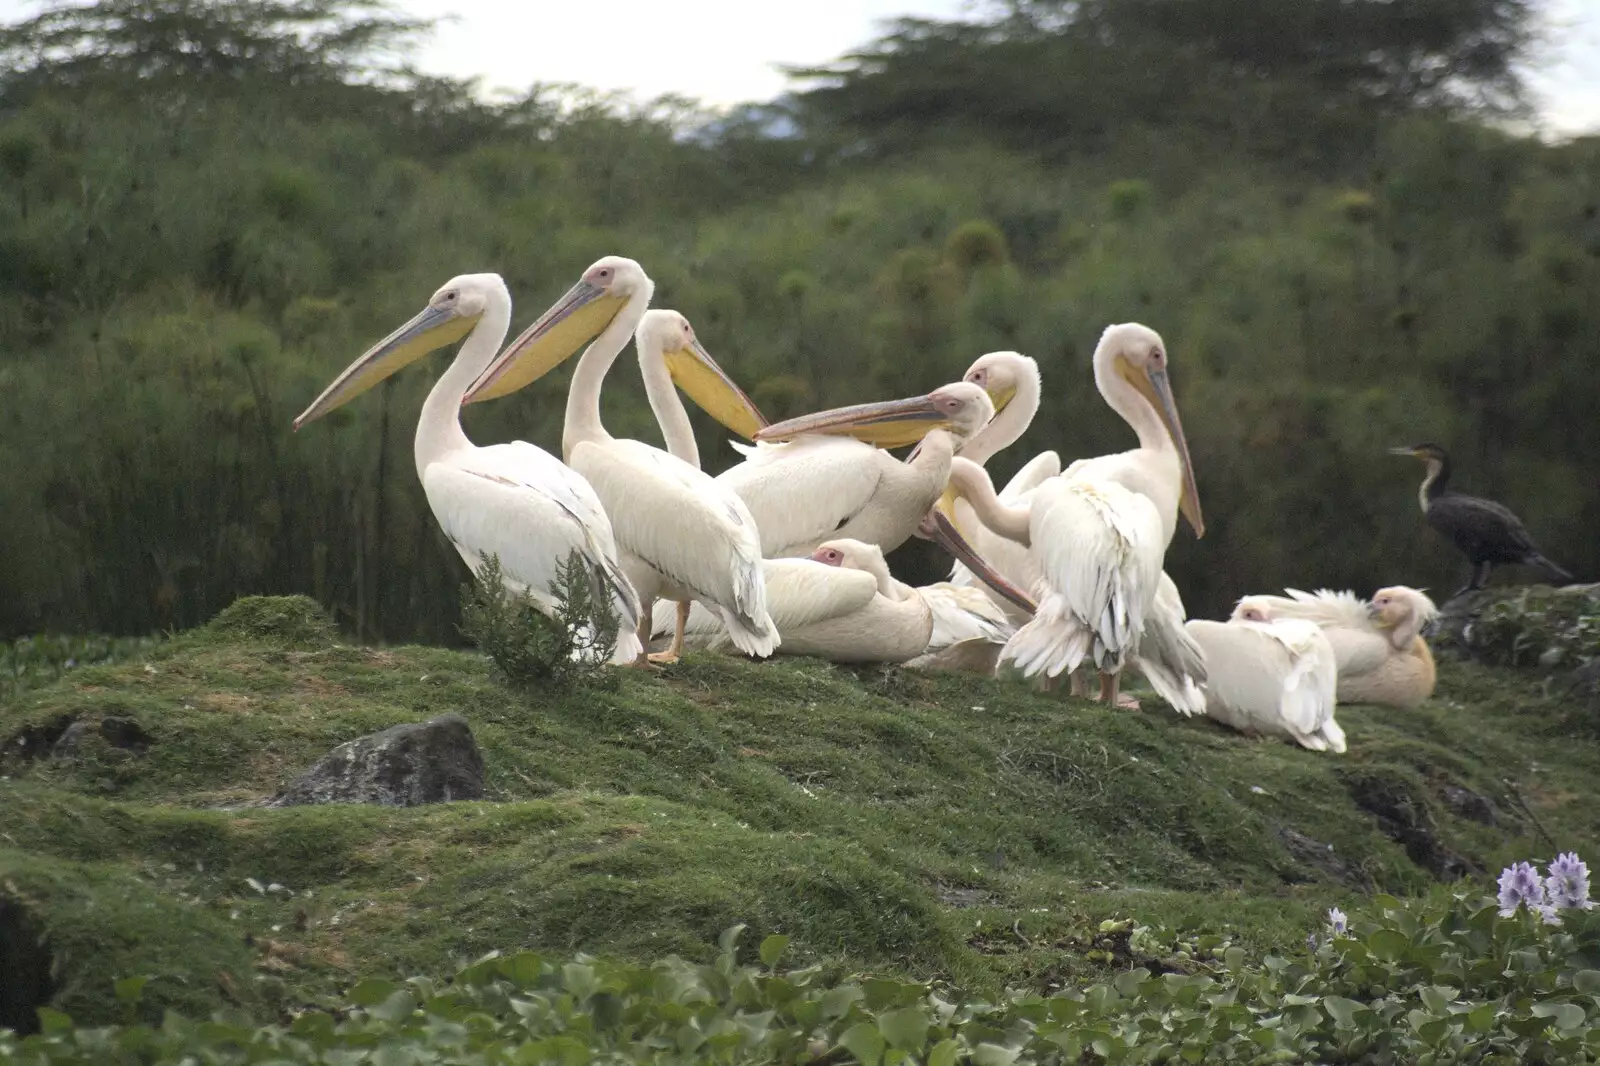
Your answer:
(1468, 589), (1600, 670)
(459, 552), (621, 692)
(0, 634), (163, 702)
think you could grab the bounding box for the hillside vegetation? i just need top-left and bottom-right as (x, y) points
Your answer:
(2, 594), (1598, 1038)
(0, 0), (1595, 646)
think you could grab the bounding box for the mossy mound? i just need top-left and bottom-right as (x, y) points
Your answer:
(2, 596), (1598, 1027)
(200, 595), (336, 649)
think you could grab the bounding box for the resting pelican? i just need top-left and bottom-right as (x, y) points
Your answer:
(716, 382), (1000, 559)
(652, 540), (934, 663)
(291, 273), (642, 661)
(1232, 586), (1438, 709)
(942, 350), (1206, 713)
(938, 324), (1203, 707)
(462, 258), (777, 665)
(1184, 598), (1346, 753)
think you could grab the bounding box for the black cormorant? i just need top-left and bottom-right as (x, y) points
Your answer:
(1389, 443), (1575, 597)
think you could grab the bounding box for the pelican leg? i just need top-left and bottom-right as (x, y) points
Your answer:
(626, 613), (660, 670)
(1097, 669), (1140, 710)
(1068, 670), (1087, 698)
(648, 600), (691, 664)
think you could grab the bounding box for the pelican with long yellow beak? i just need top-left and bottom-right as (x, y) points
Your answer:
(462, 257), (778, 665)
(938, 323), (1204, 708)
(946, 349), (1206, 713)
(292, 273), (643, 660)
(718, 381), (999, 559)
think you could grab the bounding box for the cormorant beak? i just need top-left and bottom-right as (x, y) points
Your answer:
(755, 392), (951, 447)
(463, 279), (629, 404)
(293, 303), (477, 430)
(665, 337), (768, 442)
(1387, 446), (1421, 458)
(918, 509), (1038, 616)
(1117, 356), (1204, 538)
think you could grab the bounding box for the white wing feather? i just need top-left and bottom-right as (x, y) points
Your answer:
(919, 582), (1017, 649)
(1184, 618), (1343, 753)
(1130, 572), (1208, 716)
(1000, 476), (1163, 679)
(715, 436), (895, 557)
(422, 441), (642, 661)
(572, 439), (776, 656)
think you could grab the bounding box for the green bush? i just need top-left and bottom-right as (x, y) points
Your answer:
(0, 634), (162, 702)
(7, 891), (1600, 1063)
(459, 552), (622, 691)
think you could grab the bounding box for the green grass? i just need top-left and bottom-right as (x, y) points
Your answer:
(2, 595), (1597, 1028)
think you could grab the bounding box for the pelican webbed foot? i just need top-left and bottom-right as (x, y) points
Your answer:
(646, 600), (691, 665)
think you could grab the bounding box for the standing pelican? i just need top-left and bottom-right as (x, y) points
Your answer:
(630, 308), (767, 659)
(722, 382), (1002, 559)
(943, 350), (1206, 713)
(1183, 598), (1346, 753)
(938, 324), (1203, 707)
(1234, 586), (1438, 709)
(462, 258), (778, 665)
(1389, 443), (1575, 596)
(292, 273), (642, 660)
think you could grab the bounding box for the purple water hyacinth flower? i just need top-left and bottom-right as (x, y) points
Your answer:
(1537, 904), (1564, 926)
(1498, 862), (1546, 917)
(1327, 907), (1347, 935)
(1306, 932), (1319, 952)
(1546, 852), (1593, 911)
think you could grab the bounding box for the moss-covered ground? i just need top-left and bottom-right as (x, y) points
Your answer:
(2, 596), (1597, 1029)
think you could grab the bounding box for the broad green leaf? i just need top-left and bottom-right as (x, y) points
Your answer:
(348, 978), (399, 1007)
(1366, 929), (1409, 962)
(759, 934), (790, 969)
(114, 975), (150, 1005)
(928, 1038), (961, 1066)
(878, 1007), (930, 1049)
(1466, 1004), (1498, 1032)
(1323, 996), (1363, 1028)
(840, 1021), (886, 1066)
(1418, 985), (1457, 1013)
(1574, 970), (1600, 994)
(973, 1043), (1021, 1066)
(1531, 1001), (1588, 1029)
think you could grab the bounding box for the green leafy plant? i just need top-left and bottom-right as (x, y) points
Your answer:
(0, 634), (162, 703)
(459, 552), (621, 692)
(11, 887), (1600, 1063)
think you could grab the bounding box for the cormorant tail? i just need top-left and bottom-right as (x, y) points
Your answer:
(1526, 552), (1576, 586)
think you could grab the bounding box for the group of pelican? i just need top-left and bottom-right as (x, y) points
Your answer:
(292, 257), (1444, 756)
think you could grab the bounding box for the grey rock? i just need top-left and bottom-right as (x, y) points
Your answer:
(49, 715), (152, 759)
(270, 714), (484, 807)
(1438, 784), (1498, 826)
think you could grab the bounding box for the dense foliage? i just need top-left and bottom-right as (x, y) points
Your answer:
(459, 553), (622, 689)
(0, 0), (1594, 647)
(8, 892), (1600, 1064)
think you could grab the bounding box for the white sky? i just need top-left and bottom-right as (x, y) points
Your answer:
(0, 0), (1596, 136)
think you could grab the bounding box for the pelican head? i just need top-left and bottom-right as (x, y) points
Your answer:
(1230, 595), (1275, 624)
(463, 256), (653, 404)
(293, 273), (502, 430)
(1099, 323), (1204, 538)
(1369, 585), (1439, 646)
(637, 309), (767, 441)
(962, 350), (1038, 416)
(755, 381), (995, 449)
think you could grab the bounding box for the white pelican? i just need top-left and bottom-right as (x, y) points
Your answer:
(1184, 598), (1346, 753)
(461, 258), (778, 665)
(716, 382), (1001, 559)
(630, 308), (768, 659)
(291, 273), (642, 661)
(1229, 586), (1438, 709)
(936, 324), (1203, 707)
(652, 539), (934, 663)
(940, 350), (1206, 713)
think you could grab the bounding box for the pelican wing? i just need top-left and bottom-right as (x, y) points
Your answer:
(650, 557), (876, 641)
(919, 582), (1016, 649)
(717, 436), (890, 557)
(999, 450), (1061, 500)
(572, 439), (773, 650)
(1258, 618), (1338, 737)
(421, 441), (641, 637)
(1131, 572), (1208, 716)
(1185, 620), (1319, 742)
(1283, 587), (1373, 630)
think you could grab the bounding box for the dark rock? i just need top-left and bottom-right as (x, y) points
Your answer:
(50, 716), (152, 759)
(1435, 583), (1600, 666)
(1438, 784), (1498, 826)
(1277, 827), (1365, 889)
(0, 896), (56, 1036)
(3, 714), (77, 763)
(269, 714), (484, 808)
(1344, 768), (1479, 880)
